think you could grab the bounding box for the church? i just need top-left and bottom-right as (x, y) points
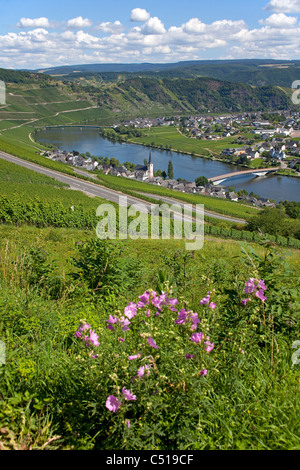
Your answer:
(134, 152), (154, 181)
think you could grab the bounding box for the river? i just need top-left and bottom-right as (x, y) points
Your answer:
(36, 127), (300, 203)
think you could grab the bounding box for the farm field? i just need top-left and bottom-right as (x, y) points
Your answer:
(103, 125), (245, 157)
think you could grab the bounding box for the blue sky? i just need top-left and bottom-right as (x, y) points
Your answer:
(1, 0), (300, 69)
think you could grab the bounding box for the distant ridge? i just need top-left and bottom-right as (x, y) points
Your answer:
(31, 59), (297, 74)
(29, 59), (300, 88)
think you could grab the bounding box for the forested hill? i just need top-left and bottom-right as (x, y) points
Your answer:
(118, 76), (290, 113)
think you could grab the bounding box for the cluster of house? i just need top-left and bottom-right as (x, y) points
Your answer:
(95, 154), (275, 208)
(222, 138), (300, 162)
(43, 149), (99, 171)
(114, 110), (300, 142)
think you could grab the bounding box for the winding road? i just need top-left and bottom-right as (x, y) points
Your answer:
(0, 150), (247, 225)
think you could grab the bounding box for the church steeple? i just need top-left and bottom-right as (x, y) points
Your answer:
(147, 152), (154, 179)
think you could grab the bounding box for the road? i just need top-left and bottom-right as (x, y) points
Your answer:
(0, 150), (246, 225)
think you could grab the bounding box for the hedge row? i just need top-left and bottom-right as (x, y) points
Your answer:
(204, 224), (300, 249)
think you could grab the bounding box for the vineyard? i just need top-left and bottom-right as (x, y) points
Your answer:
(0, 159), (107, 229)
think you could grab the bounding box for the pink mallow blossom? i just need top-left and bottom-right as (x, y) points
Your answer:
(105, 395), (122, 413)
(200, 295), (210, 305)
(244, 278), (267, 303)
(147, 337), (159, 349)
(124, 302), (137, 319)
(106, 315), (118, 331)
(88, 330), (100, 347)
(128, 354), (141, 360)
(255, 289), (267, 303)
(137, 365), (151, 378)
(74, 323), (91, 338)
(204, 341), (214, 353)
(190, 332), (204, 344)
(122, 387), (137, 401)
(185, 354), (195, 359)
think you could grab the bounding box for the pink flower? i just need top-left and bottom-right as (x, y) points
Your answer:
(185, 354), (195, 359)
(74, 323), (91, 338)
(119, 317), (131, 332)
(106, 315), (118, 331)
(122, 387), (137, 401)
(124, 302), (137, 319)
(199, 369), (207, 376)
(88, 330), (100, 347)
(190, 312), (200, 330)
(242, 298), (250, 306)
(118, 337), (125, 342)
(255, 289), (267, 303)
(137, 365), (151, 378)
(244, 278), (256, 294)
(128, 354), (140, 360)
(200, 295), (210, 305)
(257, 279), (267, 291)
(209, 302), (216, 310)
(167, 297), (179, 307)
(147, 337), (159, 349)
(139, 291), (151, 304)
(106, 395), (122, 413)
(125, 419), (131, 429)
(190, 332), (204, 344)
(175, 309), (188, 325)
(204, 341), (214, 353)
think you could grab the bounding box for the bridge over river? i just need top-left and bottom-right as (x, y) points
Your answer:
(210, 167), (280, 186)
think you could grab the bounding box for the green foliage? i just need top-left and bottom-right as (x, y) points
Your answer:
(195, 176), (209, 186)
(247, 207), (300, 240)
(70, 238), (142, 300)
(0, 235), (299, 450)
(167, 160), (174, 179)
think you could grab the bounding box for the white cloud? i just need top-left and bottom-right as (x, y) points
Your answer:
(260, 13), (298, 27)
(183, 18), (206, 33)
(17, 17), (51, 28)
(265, 0), (300, 13)
(67, 17), (92, 29)
(141, 17), (166, 34)
(97, 21), (124, 34)
(3, 9), (300, 69)
(130, 8), (151, 22)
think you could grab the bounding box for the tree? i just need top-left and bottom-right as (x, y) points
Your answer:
(195, 176), (208, 187)
(246, 208), (284, 235)
(168, 160), (174, 179)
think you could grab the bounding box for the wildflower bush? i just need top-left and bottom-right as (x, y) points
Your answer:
(0, 236), (299, 450)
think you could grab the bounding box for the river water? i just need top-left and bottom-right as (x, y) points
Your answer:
(36, 127), (300, 203)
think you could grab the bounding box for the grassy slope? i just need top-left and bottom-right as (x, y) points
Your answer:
(96, 172), (260, 220)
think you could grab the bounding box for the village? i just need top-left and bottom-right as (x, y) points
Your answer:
(43, 110), (300, 210)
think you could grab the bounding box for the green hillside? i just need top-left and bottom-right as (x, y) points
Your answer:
(0, 68), (292, 135)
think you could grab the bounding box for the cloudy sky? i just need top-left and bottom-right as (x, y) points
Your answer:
(1, 0), (300, 69)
